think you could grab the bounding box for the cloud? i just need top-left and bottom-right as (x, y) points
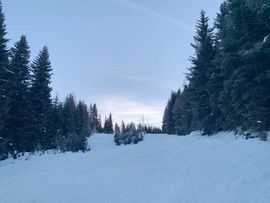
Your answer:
(118, 73), (180, 90)
(96, 95), (164, 127)
(109, 0), (193, 32)
(104, 66), (180, 90)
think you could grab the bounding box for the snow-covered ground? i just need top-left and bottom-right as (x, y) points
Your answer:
(1, 132), (270, 203)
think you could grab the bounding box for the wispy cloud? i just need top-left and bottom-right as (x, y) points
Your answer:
(109, 0), (193, 32)
(118, 73), (180, 90)
(104, 66), (180, 90)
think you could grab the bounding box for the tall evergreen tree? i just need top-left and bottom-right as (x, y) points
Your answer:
(188, 10), (216, 133)
(0, 1), (10, 159)
(4, 36), (36, 154)
(48, 96), (63, 149)
(30, 47), (52, 150)
(205, 2), (229, 133)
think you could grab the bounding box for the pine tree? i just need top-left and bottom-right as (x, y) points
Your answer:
(235, 0), (270, 131)
(74, 100), (88, 151)
(62, 94), (76, 151)
(89, 103), (99, 133)
(172, 86), (192, 135)
(121, 121), (126, 134)
(97, 114), (102, 133)
(4, 35), (37, 154)
(48, 96), (63, 149)
(30, 47), (53, 150)
(114, 123), (121, 145)
(103, 114), (114, 134)
(0, 1), (10, 159)
(75, 100), (90, 137)
(188, 10), (216, 134)
(162, 91), (178, 134)
(205, 2), (229, 133)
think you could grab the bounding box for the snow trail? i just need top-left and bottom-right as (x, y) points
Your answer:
(0, 133), (270, 203)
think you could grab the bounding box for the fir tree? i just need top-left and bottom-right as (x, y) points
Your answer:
(103, 113), (114, 134)
(188, 10), (216, 134)
(48, 96), (63, 149)
(162, 91), (178, 134)
(89, 103), (99, 133)
(114, 123), (121, 145)
(4, 36), (37, 154)
(0, 1), (10, 159)
(30, 47), (53, 150)
(172, 86), (192, 135)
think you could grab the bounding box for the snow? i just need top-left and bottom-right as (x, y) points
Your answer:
(263, 34), (269, 44)
(1, 132), (270, 203)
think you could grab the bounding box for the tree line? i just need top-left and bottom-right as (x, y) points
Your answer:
(163, 0), (270, 140)
(0, 1), (116, 160)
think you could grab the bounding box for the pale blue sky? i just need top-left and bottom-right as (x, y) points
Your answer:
(3, 0), (223, 126)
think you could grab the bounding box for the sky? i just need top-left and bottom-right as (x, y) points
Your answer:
(3, 0), (223, 126)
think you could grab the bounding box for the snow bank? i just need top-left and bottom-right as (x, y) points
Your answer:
(0, 132), (270, 203)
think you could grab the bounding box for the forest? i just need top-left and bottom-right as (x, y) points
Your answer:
(163, 0), (270, 140)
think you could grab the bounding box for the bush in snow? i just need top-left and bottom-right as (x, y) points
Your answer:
(114, 122), (144, 146)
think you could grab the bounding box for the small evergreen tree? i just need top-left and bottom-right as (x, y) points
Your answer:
(114, 123), (121, 145)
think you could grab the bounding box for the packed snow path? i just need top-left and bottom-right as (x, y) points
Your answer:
(1, 133), (270, 203)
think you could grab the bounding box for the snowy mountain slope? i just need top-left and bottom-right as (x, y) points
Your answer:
(0, 133), (270, 203)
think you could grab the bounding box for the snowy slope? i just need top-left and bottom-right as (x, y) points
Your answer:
(1, 132), (270, 203)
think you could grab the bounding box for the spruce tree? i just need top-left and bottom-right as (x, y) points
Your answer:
(205, 2), (229, 133)
(30, 47), (52, 150)
(62, 94), (76, 151)
(97, 114), (102, 133)
(172, 86), (192, 135)
(162, 91), (178, 134)
(0, 1), (10, 159)
(89, 103), (99, 133)
(48, 96), (63, 149)
(4, 35), (37, 154)
(188, 10), (216, 134)
(104, 114), (114, 134)
(114, 123), (121, 145)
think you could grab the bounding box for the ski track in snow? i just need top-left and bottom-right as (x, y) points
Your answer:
(0, 132), (270, 203)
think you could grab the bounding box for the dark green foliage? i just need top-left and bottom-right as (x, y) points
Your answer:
(4, 36), (37, 154)
(30, 47), (53, 150)
(0, 1), (10, 159)
(114, 122), (143, 145)
(162, 91), (178, 134)
(188, 10), (216, 133)
(103, 113), (114, 134)
(114, 123), (121, 145)
(0, 1), (107, 160)
(144, 125), (162, 134)
(76, 101), (90, 137)
(89, 103), (101, 133)
(164, 1), (270, 138)
(172, 86), (193, 135)
(48, 96), (63, 149)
